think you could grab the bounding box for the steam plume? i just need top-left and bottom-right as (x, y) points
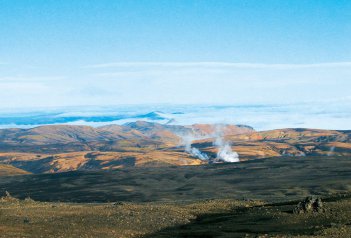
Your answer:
(327, 146), (335, 156)
(214, 125), (240, 163)
(182, 135), (209, 161)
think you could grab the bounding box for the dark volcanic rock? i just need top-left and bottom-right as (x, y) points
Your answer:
(293, 196), (324, 214)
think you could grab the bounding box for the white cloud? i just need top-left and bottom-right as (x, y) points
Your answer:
(86, 61), (351, 69)
(0, 76), (65, 82)
(0, 61), (350, 108)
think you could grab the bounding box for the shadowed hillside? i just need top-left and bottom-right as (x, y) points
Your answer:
(1, 156), (350, 203)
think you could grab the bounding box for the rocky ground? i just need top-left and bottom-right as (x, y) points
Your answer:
(1, 192), (351, 237)
(0, 193), (259, 238)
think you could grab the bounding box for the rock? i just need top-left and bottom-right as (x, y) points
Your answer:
(24, 197), (35, 203)
(293, 196), (324, 214)
(0, 191), (19, 203)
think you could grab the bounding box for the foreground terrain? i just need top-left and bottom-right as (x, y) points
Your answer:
(1, 193), (351, 238)
(1, 156), (351, 237)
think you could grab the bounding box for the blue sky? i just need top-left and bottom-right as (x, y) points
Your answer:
(0, 0), (350, 108)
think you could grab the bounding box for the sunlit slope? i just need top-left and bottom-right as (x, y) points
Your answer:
(0, 151), (204, 174)
(0, 164), (30, 176)
(0, 123), (350, 174)
(0, 122), (253, 153)
(193, 128), (351, 160)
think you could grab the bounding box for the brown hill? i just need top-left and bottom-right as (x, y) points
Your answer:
(0, 122), (254, 153)
(0, 151), (204, 174)
(0, 123), (350, 174)
(0, 164), (31, 176)
(193, 128), (351, 160)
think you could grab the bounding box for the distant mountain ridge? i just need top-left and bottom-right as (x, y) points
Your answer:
(0, 110), (177, 127)
(0, 121), (254, 152)
(2, 102), (350, 131)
